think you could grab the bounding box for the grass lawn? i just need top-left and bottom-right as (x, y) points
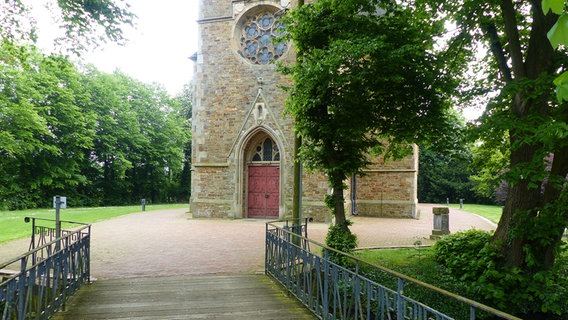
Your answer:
(357, 246), (433, 268)
(445, 203), (502, 224)
(0, 203), (188, 244)
(355, 247), (473, 318)
(356, 241), (568, 318)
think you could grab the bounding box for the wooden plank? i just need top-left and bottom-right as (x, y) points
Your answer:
(54, 274), (316, 319)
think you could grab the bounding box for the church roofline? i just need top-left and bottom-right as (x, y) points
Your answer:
(197, 16), (233, 24)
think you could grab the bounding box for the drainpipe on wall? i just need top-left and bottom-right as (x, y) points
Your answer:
(351, 174), (358, 216)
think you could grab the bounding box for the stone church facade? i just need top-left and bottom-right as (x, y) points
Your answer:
(190, 0), (418, 221)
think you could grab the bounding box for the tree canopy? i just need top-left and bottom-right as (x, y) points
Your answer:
(416, 0), (568, 316)
(281, 0), (459, 230)
(0, 0), (135, 54)
(435, 0), (568, 265)
(284, 0), (568, 315)
(0, 43), (190, 209)
(0, 1), (193, 208)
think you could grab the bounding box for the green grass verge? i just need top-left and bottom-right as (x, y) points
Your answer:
(357, 246), (433, 267)
(355, 248), (473, 318)
(445, 203), (502, 224)
(0, 203), (188, 244)
(357, 244), (568, 318)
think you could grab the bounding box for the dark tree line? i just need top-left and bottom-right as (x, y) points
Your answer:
(0, 43), (191, 210)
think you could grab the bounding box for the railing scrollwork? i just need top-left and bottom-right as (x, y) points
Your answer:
(1, 217), (91, 320)
(265, 218), (521, 320)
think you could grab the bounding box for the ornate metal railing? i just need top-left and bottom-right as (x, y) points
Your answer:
(265, 219), (522, 320)
(0, 217), (91, 320)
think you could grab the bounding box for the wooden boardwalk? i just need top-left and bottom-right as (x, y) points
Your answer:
(53, 274), (316, 319)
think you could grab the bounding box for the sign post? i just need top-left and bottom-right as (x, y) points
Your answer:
(53, 196), (67, 250)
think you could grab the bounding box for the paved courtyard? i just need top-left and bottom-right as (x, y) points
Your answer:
(0, 204), (495, 280)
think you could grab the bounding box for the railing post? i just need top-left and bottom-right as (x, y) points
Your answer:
(264, 218), (521, 320)
(18, 257), (27, 320)
(86, 225), (91, 283)
(55, 195), (62, 252)
(26, 217), (37, 263)
(397, 277), (404, 320)
(322, 250), (329, 320)
(30, 217), (35, 250)
(265, 223), (269, 276)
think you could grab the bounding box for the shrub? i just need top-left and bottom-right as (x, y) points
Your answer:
(325, 220), (358, 266)
(433, 228), (568, 318)
(432, 229), (493, 280)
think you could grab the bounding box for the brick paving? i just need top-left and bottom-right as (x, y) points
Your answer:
(0, 204), (496, 280)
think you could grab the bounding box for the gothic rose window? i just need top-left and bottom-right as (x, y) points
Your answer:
(238, 11), (287, 65)
(252, 138), (280, 162)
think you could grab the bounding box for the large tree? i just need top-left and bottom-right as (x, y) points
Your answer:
(433, 0), (568, 273)
(174, 83), (193, 203)
(282, 0), (458, 231)
(81, 67), (188, 205)
(421, 0), (568, 316)
(0, 44), (96, 208)
(0, 44), (188, 209)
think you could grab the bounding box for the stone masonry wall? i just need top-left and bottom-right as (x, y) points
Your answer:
(191, 0), (417, 220)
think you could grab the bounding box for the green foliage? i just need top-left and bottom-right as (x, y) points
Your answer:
(174, 83), (193, 202)
(0, 43), (190, 209)
(416, 110), (494, 204)
(358, 248), (474, 318)
(0, 0), (135, 54)
(510, 191), (568, 272)
(281, 0), (459, 225)
(418, 143), (494, 204)
(548, 14), (568, 50)
(433, 229), (568, 317)
(433, 229), (493, 280)
(553, 70), (568, 102)
(544, 0), (568, 104)
(542, 0), (564, 15)
(469, 142), (509, 202)
(56, 0), (136, 52)
(432, 0), (568, 278)
(325, 220), (358, 265)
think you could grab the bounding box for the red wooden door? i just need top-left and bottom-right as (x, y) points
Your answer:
(248, 166), (279, 218)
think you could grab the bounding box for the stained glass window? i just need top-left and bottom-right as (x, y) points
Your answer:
(251, 138), (280, 162)
(238, 11), (287, 65)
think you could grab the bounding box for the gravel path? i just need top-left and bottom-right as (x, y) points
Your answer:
(0, 204), (495, 280)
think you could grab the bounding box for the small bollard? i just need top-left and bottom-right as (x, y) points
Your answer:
(430, 207), (450, 239)
(141, 198), (146, 211)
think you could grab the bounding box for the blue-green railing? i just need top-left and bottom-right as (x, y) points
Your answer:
(0, 217), (90, 320)
(265, 219), (522, 320)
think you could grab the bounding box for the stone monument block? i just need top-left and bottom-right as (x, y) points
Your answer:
(431, 206), (450, 239)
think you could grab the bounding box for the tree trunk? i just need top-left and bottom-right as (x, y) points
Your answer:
(493, 133), (538, 261)
(492, 125), (568, 271)
(329, 170), (349, 232)
(541, 148), (568, 269)
(490, 1), (565, 271)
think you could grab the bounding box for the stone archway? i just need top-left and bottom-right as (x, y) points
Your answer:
(245, 134), (280, 218)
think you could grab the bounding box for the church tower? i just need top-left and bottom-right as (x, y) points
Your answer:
(191, 0), (418, 221)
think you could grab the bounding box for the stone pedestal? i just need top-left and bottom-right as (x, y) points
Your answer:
(430, 207), (450, 239)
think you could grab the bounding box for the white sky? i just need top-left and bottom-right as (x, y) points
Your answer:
(34, 0), (199, 96)
(84, 1), (199, 95)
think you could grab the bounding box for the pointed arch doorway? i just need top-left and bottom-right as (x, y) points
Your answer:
(247, 135), (280, 218)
